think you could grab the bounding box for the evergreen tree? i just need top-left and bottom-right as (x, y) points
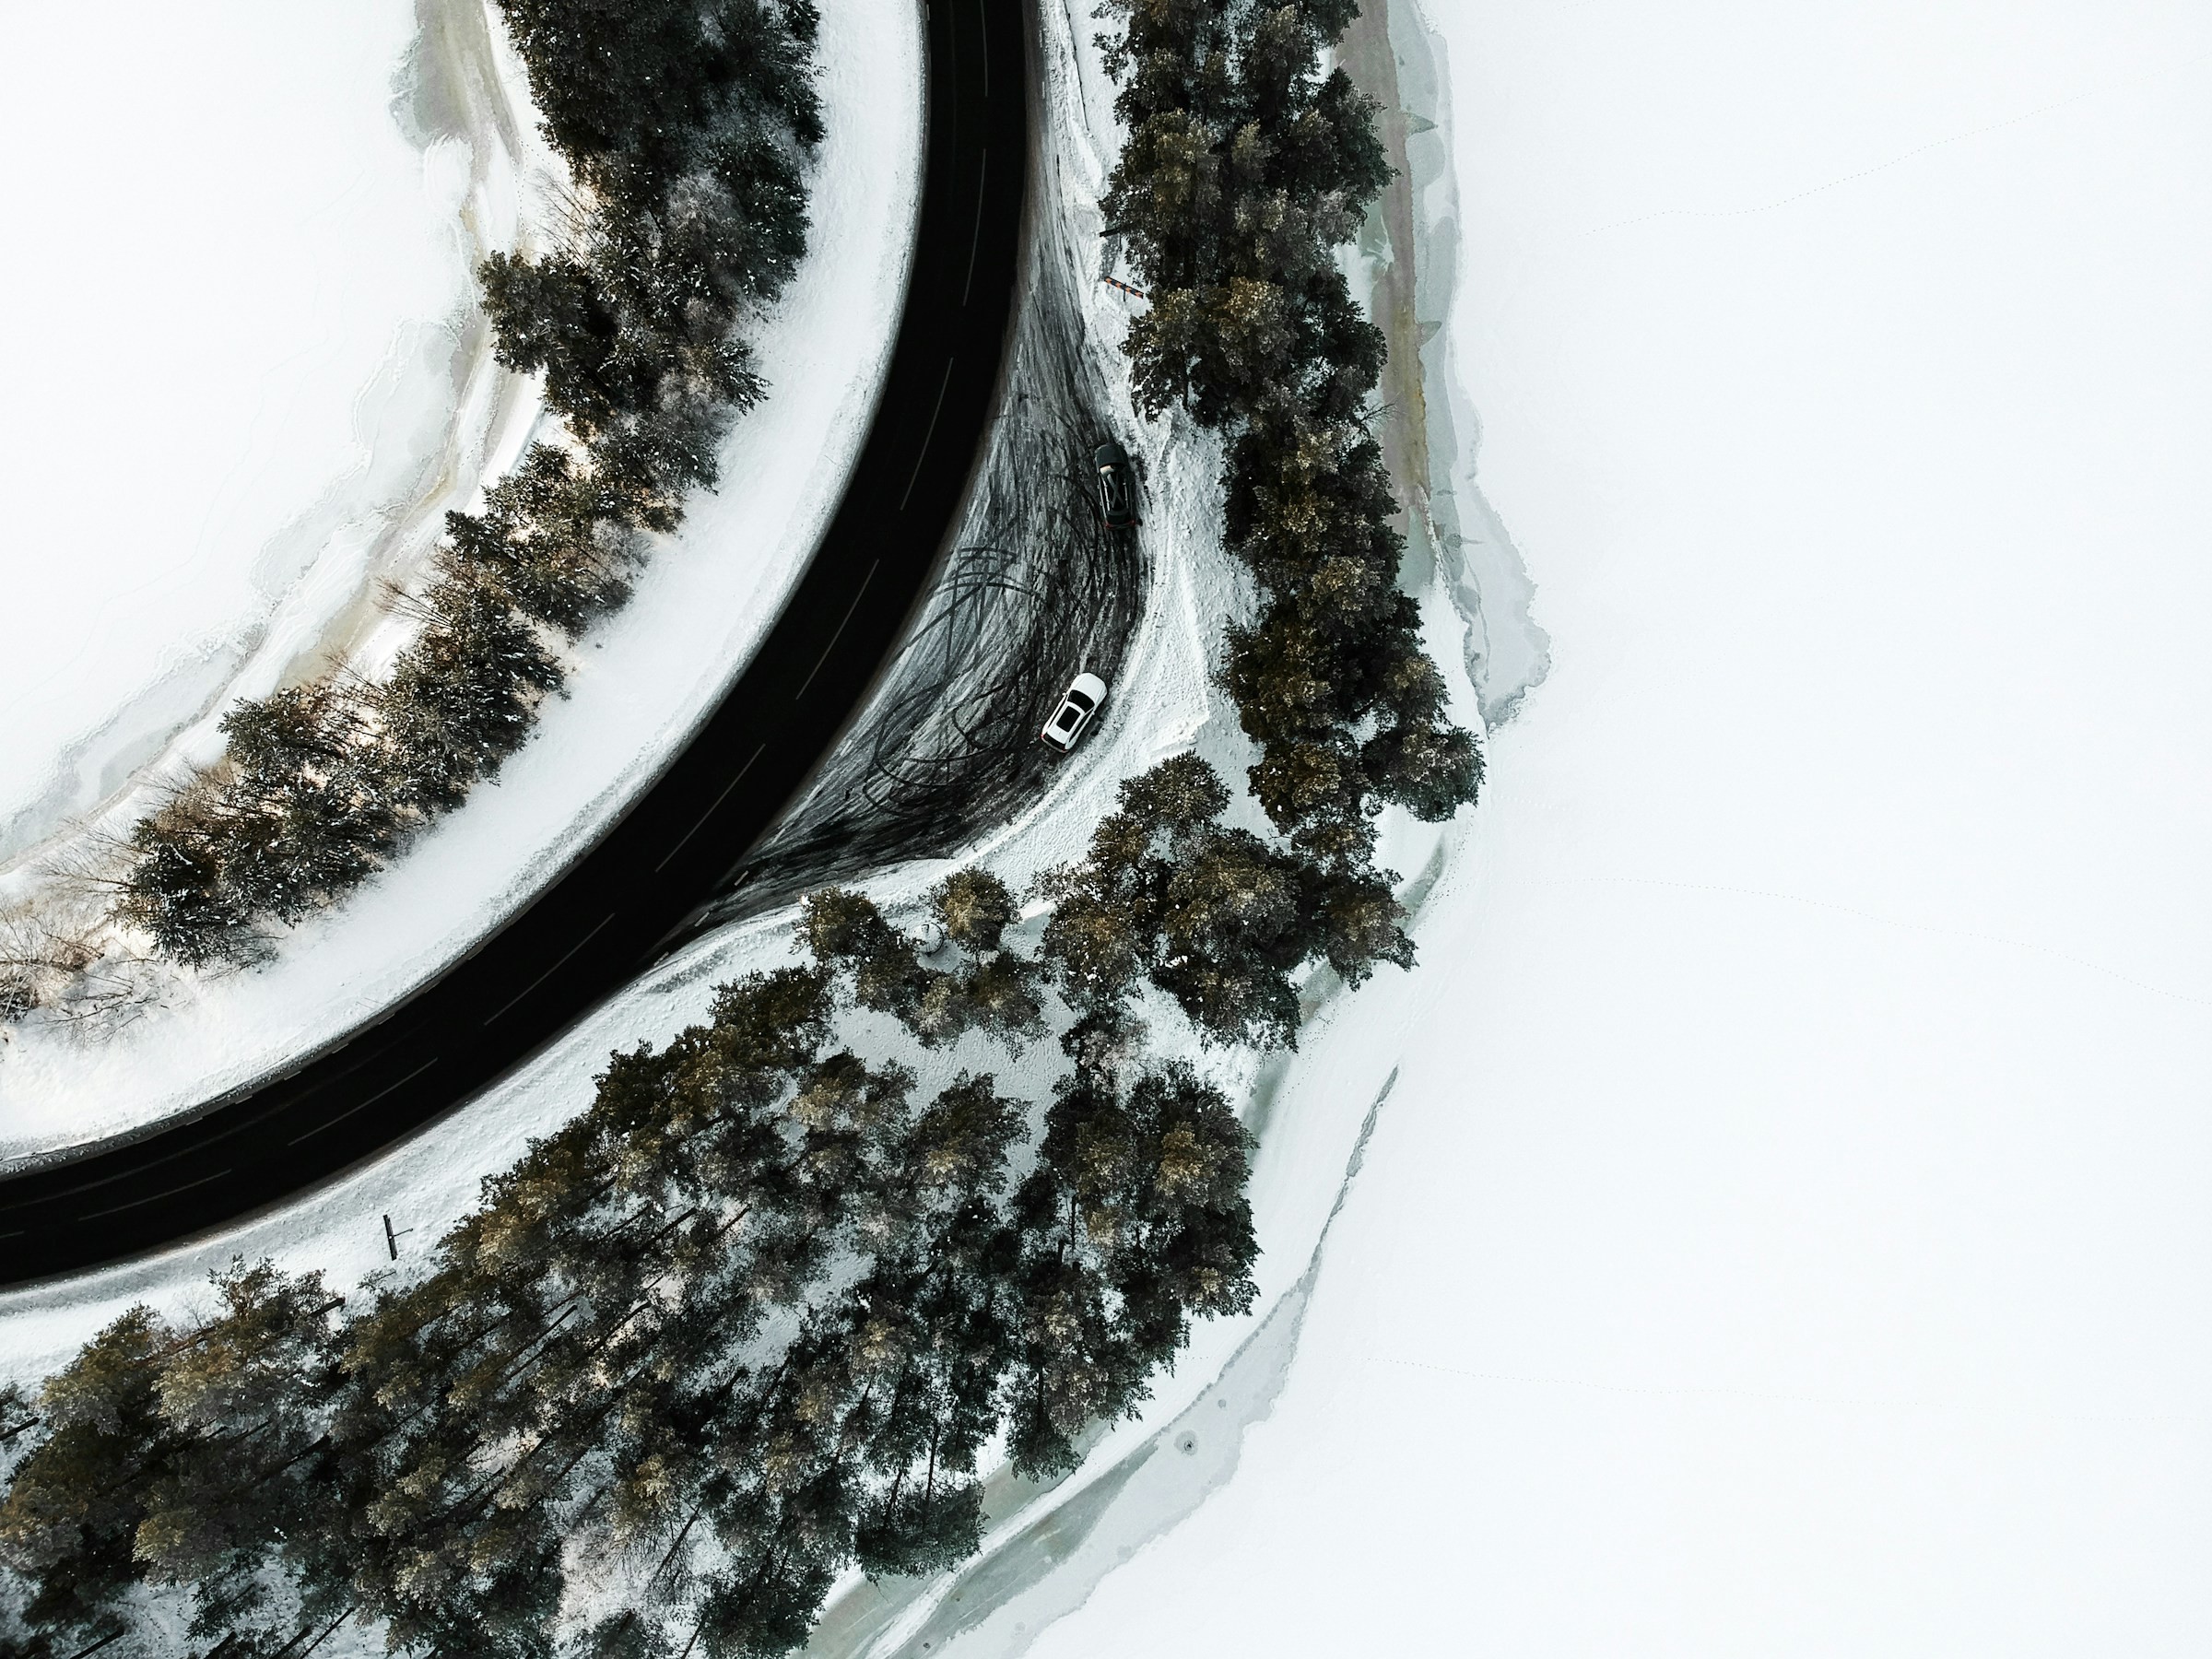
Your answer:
(800, 888), (930, 1025)
(1039, 753), (1373, 1048)
(116, 791), (261, 966)
(441, 443), (636, 637)
(1097, 0), (1482, 879)
(574, 1609), (676, 1659)
(479, 253), (653, 434)
(930, 868), (1016, 953)
(300, 968), (848, 1656)
(379, 579), (565, 814)
(132, 1265), (338, 1588)
(0, 1308), (183, 1648)
(803, 882), (1043, 1052)
(1003, 1060), (1256, 1477)
(494, 0), (821, 205)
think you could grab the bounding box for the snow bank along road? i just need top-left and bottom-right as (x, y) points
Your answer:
(0, 0), (1027, 1287)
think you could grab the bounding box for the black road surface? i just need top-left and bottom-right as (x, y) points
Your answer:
(0, 0), (1028, 1289)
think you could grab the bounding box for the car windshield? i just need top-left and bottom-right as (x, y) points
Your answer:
(1064, 689), (1094, 713)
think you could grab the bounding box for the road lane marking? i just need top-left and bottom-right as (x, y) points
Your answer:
(794, 560), (881, 700)
(288, 1058), (442, 1147)
(81, 1168), (232, 1222)
(899, 359), (956, 511)
(963, 149), (989, 307)
(482, 912), (618, 1027)
(655, 743), (769, 872)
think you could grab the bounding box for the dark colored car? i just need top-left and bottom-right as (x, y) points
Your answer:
(1094, 441), (1138, 529)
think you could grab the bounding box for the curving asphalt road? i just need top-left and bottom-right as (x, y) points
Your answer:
(0, 0), (1028, 1289)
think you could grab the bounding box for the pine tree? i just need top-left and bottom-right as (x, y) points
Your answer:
(800, 888), (930, 1026)
(493, 0), (821, 205)
(133, 1264), (339, 1589)
(219, 687), (397, 914)
(1000, 1058), (1256, 1479)
(804, 881), (1045, 1052)
(575, 1608), (675, 1659)
(379, 579), (565, 813)
(0, 1308), (181, 1648)
(930, 869), (1016, 953)
(480, 253), (652, 434)
(116, 791), (261, 965)
(1097, 0), (1483, 877)
(441, 443), (635, 636)
(1038, 754), (1364, 1048)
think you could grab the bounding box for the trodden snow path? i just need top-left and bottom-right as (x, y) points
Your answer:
(0, 0), (925, 1160)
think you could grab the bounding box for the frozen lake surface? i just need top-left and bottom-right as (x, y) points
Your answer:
(1010, 0), (2212, 1653)
(0, 0), (489, 857)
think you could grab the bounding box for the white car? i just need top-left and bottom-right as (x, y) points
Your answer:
(1039, 672), (1107, 752)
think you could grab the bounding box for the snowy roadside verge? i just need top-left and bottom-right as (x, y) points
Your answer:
(0, 0), (925, 1161)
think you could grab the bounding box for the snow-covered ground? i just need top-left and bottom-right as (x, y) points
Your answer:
(0, 12), (1477, 1653)
(0, 0), (924, 1158)
(1000, 0), (2212, 1654)
(0, 0), (547, 867)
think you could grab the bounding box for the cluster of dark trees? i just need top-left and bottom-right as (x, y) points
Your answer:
(1099, 0), (1482, 870)
(0, 759), (1287, 1659)
(807, 753), (1409, 1054)
(112, 0), (824, 970)
(0, 0), (1490, 1650)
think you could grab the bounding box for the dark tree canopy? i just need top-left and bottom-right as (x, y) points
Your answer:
(1099, 0), (1482, 873)
(5, 806), (1265, 1656)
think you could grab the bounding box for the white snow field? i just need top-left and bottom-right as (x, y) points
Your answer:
(1006, 1), (2212, 1655)
(0, 0), (537, 866)
(0, 0), (924, 1158)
